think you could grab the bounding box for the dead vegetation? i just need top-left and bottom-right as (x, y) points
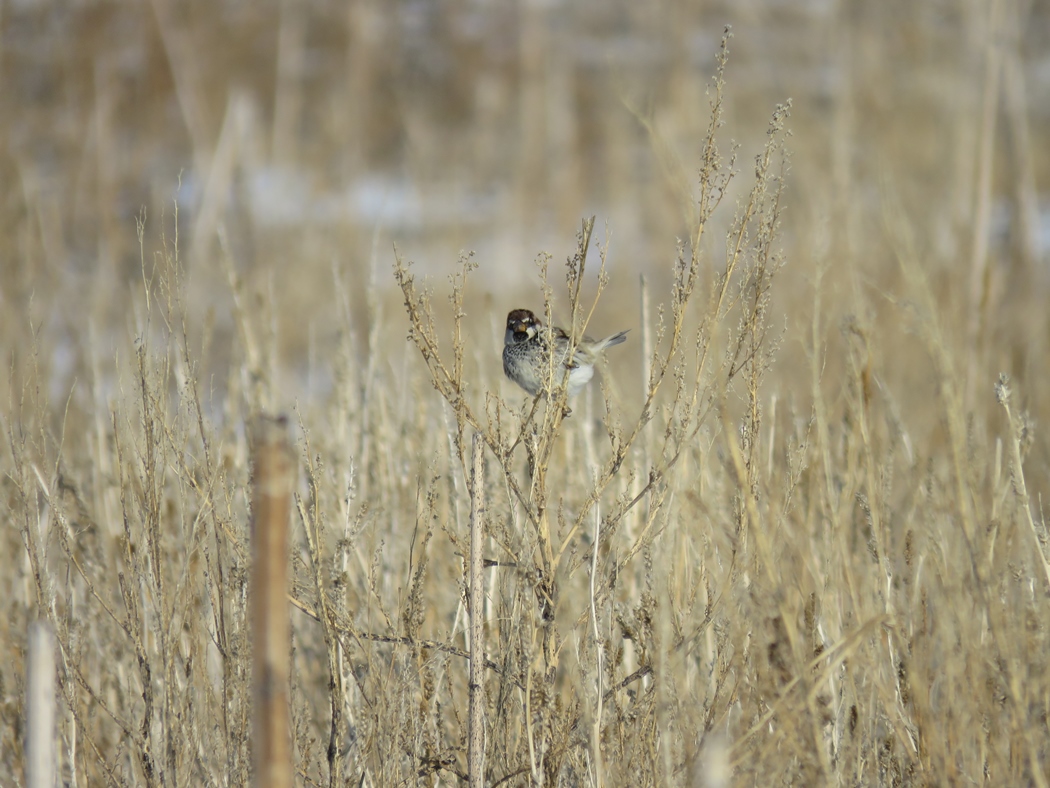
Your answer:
(2, 4), (1050, 787)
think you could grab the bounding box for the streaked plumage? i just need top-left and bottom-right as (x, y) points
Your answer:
(502, 308), (628, 399)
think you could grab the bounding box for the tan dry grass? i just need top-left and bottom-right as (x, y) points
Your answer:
(2, 3), (1050, 787)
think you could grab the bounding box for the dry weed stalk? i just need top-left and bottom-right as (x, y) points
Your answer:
(25, 621), (56, 788)
(468, 433), (487, 786)
(392, 29), (795, 783)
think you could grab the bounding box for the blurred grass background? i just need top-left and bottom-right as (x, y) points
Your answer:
(2, 0), (1050, 784)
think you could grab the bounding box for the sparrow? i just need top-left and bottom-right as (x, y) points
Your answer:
(502, 308), (628, 400)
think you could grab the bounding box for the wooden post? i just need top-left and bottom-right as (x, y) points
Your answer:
(467, 434), (486, 788)
(250, 415), (295, 788)
(26, 621), (56, 788)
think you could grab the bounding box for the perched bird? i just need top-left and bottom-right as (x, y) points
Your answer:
(502, 308), (628, 401)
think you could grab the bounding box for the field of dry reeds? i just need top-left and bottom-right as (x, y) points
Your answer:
(2, 1), (1050, 785)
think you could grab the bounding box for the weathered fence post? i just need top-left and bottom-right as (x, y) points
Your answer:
(250, 415), (295, 788)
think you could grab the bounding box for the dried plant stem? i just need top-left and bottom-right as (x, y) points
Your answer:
(589, 503), (604, 788)
(294, 466), (348, 788)
(996, 376), (1050, 591)
(26, 621), (56, 788)
(468, 433), (487, 788)
(965, 0), (1003, 407)
(1001, 5), (1039, 269)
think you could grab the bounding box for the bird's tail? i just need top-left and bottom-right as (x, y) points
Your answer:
(599, 330), (629, 349)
